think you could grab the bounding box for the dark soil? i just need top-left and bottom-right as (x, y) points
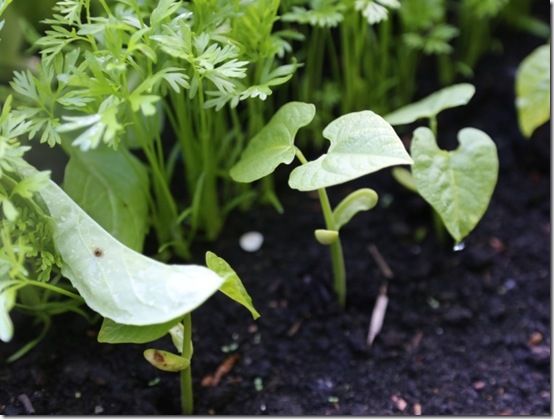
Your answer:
(0, 16), (551, 416)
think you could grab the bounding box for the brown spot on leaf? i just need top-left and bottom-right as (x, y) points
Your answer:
(94, 248), (103, 257)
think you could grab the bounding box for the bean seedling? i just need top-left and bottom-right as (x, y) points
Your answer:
(231, 102), (412, 306)
(385, 83), (499, 245)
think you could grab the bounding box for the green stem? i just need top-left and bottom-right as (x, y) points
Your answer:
(22, 280), (84, 302)
(295, 148), (346, 307)
(180, 313), (194, 415)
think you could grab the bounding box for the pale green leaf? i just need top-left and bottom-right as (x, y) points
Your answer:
(144, 348), (189, 372)
(333, 188), (379, 230)
(98, 317), (181, 344)
(16, 162), (224, 326)
(314, 229), (339, 245)
(385, 84), (475, 126)
(64, 148), (149, 252)
(516, 44), (550, 138)
(205, 251), (260, 319)
(392, 167), (417, 192)
(230, 102), (316, 183)
(289, 111), (412, 191)
(411, 127), (498, 243)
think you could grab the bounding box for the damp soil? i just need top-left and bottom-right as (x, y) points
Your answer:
(0, 19), (551, 416)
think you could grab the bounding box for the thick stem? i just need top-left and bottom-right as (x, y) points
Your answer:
(295, 148), (347, 307)
(180, 313), (193, 415)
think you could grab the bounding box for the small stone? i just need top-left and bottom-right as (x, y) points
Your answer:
(473, 380), (486, 391)
(74, 391), (82, 399)
(239, 231), (264, 252)
(413, 403), (422, 415)
(391, 394), (407, 411)
(528, 332), (543, 346)
(94, 405), (104, 414)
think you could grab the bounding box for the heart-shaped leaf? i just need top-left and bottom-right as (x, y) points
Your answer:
(385, 84), (475, 126)
(333, 188), (379, 230)
(516, 44), (550, 138)
(288, 111), (412, 191)
(230, 102), (316, 183)
(411, 127), (498, 243)
(17, 162), (224, 326)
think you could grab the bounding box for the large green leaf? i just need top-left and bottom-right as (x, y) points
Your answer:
(333, 188), (379, 230)
(288, 111), (412, 191)
(411, 127), (498, 243)
(64, 147), (149, 252)
(385, 84), (475, 125)
(205, 251), (260, 319)
(230, 102), (315, 183)
(16, 162), (224, 326)
(98, 317), (181, 344)
(516, 44), (550, 138)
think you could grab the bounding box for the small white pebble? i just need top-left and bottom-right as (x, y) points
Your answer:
(94, 405), (104, 414)
(239, 231), (264, 252)
(74, 391), (81, 399)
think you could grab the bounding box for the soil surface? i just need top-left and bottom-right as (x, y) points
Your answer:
(0, 14), (551, 416)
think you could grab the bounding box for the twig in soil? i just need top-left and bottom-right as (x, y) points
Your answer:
(367, 284), (389, 347)
(287, 319), (304, 337)
(201, 354), (240, 387)
(17, 394), (35, 414)
(405, 330), (424, 352)
(368, 244), (394, 279)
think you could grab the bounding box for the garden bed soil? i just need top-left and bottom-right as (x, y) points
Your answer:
(0, 21), (550, 416)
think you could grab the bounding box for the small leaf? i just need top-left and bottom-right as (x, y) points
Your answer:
(230, 102), (315, 183)
(289, 111), (412, 191)
(98, 317), (181, 344)
(169, 323), (183, 353)
(16, 162), (224, 326)
(516, 44), (550, 138)
(314, 229), (339, 245)
(385, 84), (475, 126)
(206, 251), (260, 319)
(64, 147), (150, 252)
(2, 199), (18, 221)
(411, 127), (498, 243)
(391, 167), (417, 192)
(333, 188), (379, 230)
(144, 349), (189, 372)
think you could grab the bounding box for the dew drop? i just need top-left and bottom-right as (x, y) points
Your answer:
(453, 241), (465, 252)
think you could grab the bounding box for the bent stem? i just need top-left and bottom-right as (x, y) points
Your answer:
(180, 313), (193, 415)
(295, 148), (347, 307)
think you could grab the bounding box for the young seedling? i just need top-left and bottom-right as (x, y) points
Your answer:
(230, 102), (412, 307)
(515, 44), (550, 138)
(385, 83), (499, 246)
(11, 159), (259, 415)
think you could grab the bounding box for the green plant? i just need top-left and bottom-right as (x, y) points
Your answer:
(6, 0), (299, 260)
(385, 84), (499, 245)
(3, 147), (258, 413)
(230, 102), (412, 306)
(515, 44), (550, 138)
